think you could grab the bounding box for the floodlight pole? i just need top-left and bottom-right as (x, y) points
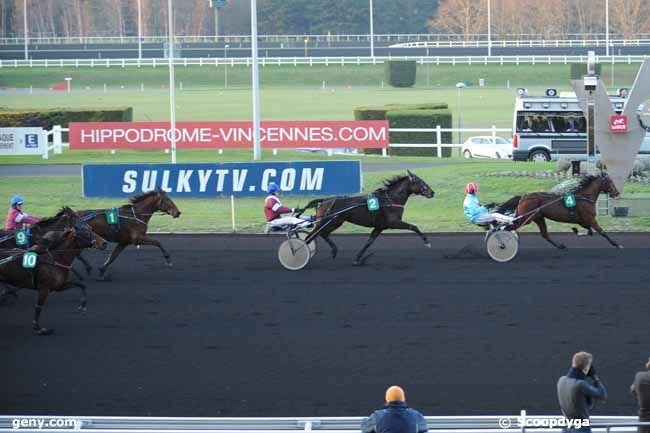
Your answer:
(586, 51), (596, 160)
(605, 0), (610, 57)
(137, 0), (143, 59)
(369, 0), (375, 58)
(168, 0), (177, 164)
(251, 0), (262, 160)
(23, 0), (28, 60)
(487, 0), (492, 56)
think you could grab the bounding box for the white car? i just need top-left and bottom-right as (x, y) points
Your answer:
(462, 136), (513, 159)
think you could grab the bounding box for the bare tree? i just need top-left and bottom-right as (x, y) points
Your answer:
(609, 0), (650, 38)
(427, 0), (486, 40)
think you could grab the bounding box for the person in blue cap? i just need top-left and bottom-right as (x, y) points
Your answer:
(263, 182), (310, 229)
(4, 195), (41, 231)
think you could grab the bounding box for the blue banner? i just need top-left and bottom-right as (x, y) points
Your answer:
(82, 161), (362, 198)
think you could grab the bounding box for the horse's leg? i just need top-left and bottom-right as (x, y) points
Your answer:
(534, 217), (566, 249)
(353, 228), (383, 266)
(386, 220), (431, 248)
(99, 243), (128, 279)
(33, 284), (53, 335)
(71, 266), (85, 281)
(313, 218), (344, 260)
(76, 253), (93, 276)
(588, 220), (623, 248)
(134, 236), (172, 266)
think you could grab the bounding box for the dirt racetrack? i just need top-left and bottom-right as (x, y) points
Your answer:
(2, 232), (650, 417)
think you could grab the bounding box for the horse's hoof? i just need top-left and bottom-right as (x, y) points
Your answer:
(165, 262), (173, 267)
(35, 327), (54, 336)
(352, 260), (363, 267)
(353, 253), (373, 266)
(77, 305), (87, 313)
(558, 244), (567, 250)
(616, 244), (624, 249)
(424, 242), (432, 248)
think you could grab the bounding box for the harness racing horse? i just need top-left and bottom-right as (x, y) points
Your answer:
(77, 188), (181, 279)
(0, 209), (107, 335)
(300, 170), (434, 265)
(497, 173), (622, 249)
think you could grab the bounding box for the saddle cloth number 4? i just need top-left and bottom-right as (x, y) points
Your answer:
(564, 194), (577, 208)
(22, 252), (37, 269)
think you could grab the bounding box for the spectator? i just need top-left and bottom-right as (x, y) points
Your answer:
(361, 386), (428, 433)
(541, 116), (556, 132)
(630, 356), (650, 433)
(566, 116), (579, 132)
(557, 352), (607, 433)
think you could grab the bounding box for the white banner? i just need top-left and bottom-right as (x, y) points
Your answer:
(0, 127), (45, 156)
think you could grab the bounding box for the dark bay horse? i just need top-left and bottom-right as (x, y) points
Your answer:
(0, 209), (107, 335)
(497, 173), (621, 249)
(300, 170), (435, 265)
(77, 188), (181, 279)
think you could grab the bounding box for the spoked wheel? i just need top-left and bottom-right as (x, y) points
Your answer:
(296, 231), (317, 257)
(485, 230), (519, 263)
(278, 238), (311, 270)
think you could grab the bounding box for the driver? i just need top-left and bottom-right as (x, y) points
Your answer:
(4, 195), (41, 231)
(264, 183), (311, 228)
(463, 183), (514, 226)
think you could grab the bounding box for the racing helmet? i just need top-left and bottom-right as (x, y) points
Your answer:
(267, 182), (280, 194)
(385, 386), (405, 403)
(11, 195), (24, 206)
(465, 183), (478, 194)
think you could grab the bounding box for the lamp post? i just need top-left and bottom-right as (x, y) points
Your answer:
(487, 0), (491, 56)
(224, 44), (229, 88)
(605, 0), (610, 57)
(456, 82), (466, 145)
(23, 0), (28, 60)
(137, 0), (142, 59)
(251, 0), (262, 160)
(369, 0), (375, 57)
(167, 0), (177, 164)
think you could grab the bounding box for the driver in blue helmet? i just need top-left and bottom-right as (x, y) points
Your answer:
(4, 195), (41, 231)
(263, 182), (311, 229)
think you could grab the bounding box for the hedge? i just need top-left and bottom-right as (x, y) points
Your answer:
(384, 60), (417, 87)
(0, 107), (133, 129)
(354, 103), (451, 156)
(570, 63), (602, 80)
(386, 109), (453, 157)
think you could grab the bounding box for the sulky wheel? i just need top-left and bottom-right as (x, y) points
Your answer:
(296, 231), (317, 257)
(278, 238), (311, 270)
(486, 230), (519, 263)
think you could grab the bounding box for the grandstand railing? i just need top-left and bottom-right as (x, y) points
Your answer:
(0, 415), (648, 433)
(1, 34), (650, 45)
(0, 55), (648, 69)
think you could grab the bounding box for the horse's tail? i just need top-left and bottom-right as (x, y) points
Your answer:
(496, 195), (521, 215)
(295, 198), (324, 217)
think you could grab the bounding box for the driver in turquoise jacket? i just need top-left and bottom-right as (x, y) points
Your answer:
(463, 183), (514, 225)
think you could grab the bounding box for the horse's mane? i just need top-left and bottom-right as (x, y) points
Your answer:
(380, 175), (409, 189)
(36, 207), (74, 226)
(129, 190), (160, 204)
(549, 174), (600, 195)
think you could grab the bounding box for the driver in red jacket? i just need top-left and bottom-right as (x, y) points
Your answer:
(264, 183), (311, 230)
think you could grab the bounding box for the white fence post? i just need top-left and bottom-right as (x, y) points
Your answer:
(520, 409), (526, 433)
(53, 125), (63, 154)
(382, 147), (387, 157)
(436, 125), (442, 158)
(41, 130), (48, 160)
(491, 125), (497, 142)
(230, 195), (236, 232)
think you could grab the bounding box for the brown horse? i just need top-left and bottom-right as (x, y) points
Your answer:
(497, 173), (621, 249)
(300, 171), (435, 265)
(76, 188), (181, 279)
(0, 209), (107, 335)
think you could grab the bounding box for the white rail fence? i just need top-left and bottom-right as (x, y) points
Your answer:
(1, 34), (650, 45)
(1, 55), (648, 69)
(0, 414), (648, 433)
(40, 125), (512, 160)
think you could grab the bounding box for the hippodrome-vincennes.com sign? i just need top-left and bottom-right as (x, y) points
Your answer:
(69, 121), (389, 149)
(82, 161), (363, 198)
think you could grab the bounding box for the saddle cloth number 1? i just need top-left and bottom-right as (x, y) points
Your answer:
(22, 252), (37, 269)
(105, 209), (119, 225)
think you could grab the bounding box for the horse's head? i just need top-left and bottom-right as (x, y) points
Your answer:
(599, 172), (620, 198)
(57, 207), (107, 250)
(155, 188), (182, 218)
(406, 170), (435, 198)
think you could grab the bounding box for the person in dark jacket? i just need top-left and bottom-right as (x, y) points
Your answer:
(557, 352), (607, 433)
(630, 356), (650, 433)
(361, 386), (428, 433)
